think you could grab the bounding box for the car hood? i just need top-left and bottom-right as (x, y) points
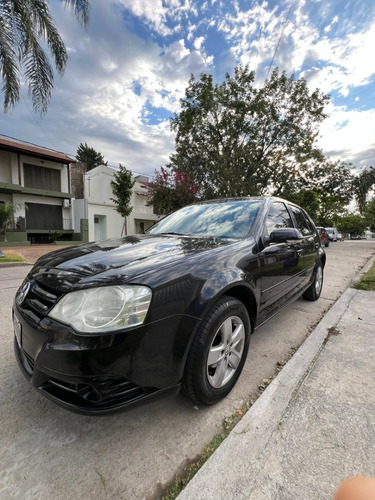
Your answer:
(29, 234), (235, 291)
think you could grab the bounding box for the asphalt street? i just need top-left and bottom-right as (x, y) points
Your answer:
(0, 240), (374, 500)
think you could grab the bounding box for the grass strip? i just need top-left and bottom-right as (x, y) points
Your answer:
(0, 250), (25, 262)
(354, 261), (375, 291)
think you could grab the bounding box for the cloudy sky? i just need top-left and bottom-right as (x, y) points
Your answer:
(1, 0), (375, 176)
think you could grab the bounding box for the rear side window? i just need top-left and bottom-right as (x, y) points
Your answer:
(265, 202), (293, 236)
(290, 206), (313, 236)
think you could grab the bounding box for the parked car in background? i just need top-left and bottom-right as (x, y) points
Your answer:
(350, 234), (364, 240)
(13, 197), (326, 415)
(325, 227), (339, 242)
(337, 233), (344, 241)
(316, 226), (330, 247)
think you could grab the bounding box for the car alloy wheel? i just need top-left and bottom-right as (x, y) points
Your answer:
(314, 265), (323, 296)
(303, 262), (324, 301)
(206, 315), (245, 389)
(182, 295), (250, 405)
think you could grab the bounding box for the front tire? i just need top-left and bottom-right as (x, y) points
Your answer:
(303, 262), (323, 301)
(182, 296), (250, 405)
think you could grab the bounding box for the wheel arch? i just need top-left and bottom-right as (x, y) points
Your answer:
(320, 251), (326, 269)
(211, 284), (258, 333)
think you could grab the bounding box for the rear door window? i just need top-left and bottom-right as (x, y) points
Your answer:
(289, 205), (312, 236)
(265, 202), (293, 236)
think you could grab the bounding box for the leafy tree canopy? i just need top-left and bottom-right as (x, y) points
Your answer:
(76, 142), (106, 171)
(0, 0), (90, 113)
(0, 202), (25, 241)
(169, 66), (330, 200)
(353, 167), (375, 214)
(365, 197), (375, 231)
(336, 214), (368, 236)
(143, 167), (200, 215)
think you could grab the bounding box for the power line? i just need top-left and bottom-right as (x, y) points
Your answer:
(20, 94), (58, 151)
(265, 0), (297, 81)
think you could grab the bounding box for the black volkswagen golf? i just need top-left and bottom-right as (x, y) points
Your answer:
(13, 197), (325, 415)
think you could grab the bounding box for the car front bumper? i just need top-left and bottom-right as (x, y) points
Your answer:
(13, 305), (198, 415)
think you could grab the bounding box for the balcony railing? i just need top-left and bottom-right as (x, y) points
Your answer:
(8, 217), (73, 231)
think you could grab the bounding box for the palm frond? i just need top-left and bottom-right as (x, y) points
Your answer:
(30, 0), (68, 73)
(0, 0), (90, 113)
(0, 3), (21, 110)
(24, 38), (54, 113)
(63, 0), (90, 26)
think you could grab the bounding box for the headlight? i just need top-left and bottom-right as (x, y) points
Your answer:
(48, 285), (152, 334)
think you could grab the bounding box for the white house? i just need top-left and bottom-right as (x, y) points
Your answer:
(73, 165), (160, 242)
(0, 135), (75, 245)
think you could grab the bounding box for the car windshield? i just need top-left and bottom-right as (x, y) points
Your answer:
(147, 200), (262, 239)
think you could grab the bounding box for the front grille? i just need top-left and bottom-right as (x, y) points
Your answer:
(19, 280), (63, 322)
(40, 375), (147, 410)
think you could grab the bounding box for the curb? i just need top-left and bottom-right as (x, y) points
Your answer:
(0, 262), (33, 268)
(177, 287), (358, 499)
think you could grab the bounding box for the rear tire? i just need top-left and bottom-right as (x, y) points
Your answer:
(303, 262), (323, 301)
(182, 296), (250, 405)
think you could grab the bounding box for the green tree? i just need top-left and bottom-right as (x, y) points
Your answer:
(110, 164), (135, 236)
(169, 66), (329, 199)
(315, 193), (349, 227)
(143, 167), (200, 215)
(365, 198), (375, 231)
(76, 142), (106, 171)
(336, 214), (367, 236)
(0, 202), (24, 241)
(286, 190), (320, 221)
(353, 167), (375, 214)
(0, 0), (90, 113)
(279, 158), (354, 225)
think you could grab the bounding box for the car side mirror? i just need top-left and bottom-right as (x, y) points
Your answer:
(268, 227), (304, 243)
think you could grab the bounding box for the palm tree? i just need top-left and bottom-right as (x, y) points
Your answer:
(0, 0), (90, 113)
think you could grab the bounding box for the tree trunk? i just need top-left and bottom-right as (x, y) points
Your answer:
(121, 217), (127, 236)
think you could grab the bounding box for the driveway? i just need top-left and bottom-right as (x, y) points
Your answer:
(0, 240), (374, 499)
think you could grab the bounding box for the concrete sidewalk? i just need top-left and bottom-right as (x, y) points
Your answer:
(178, 265), (375, 499)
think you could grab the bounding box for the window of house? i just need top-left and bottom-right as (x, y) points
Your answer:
(23, 164), (61, 191)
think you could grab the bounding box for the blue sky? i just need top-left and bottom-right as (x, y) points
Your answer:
(1, 0), (375, 177)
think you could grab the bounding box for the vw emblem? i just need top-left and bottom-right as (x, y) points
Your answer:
(17, 280), (30, 305)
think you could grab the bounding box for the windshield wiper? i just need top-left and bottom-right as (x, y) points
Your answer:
(158, 232), (185, 236)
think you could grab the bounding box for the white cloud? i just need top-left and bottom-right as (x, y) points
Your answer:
(305, 24), (375, 96)
(117, 0), (171, 35)
(116, 0), (198, 36)
(319, 105), (375, 166)
(193, 36), (205, 50)
(324, 14), (339, 33)
(35, 0), (214, 173)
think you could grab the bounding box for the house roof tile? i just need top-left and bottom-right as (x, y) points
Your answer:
(0, 135), (75, 163)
